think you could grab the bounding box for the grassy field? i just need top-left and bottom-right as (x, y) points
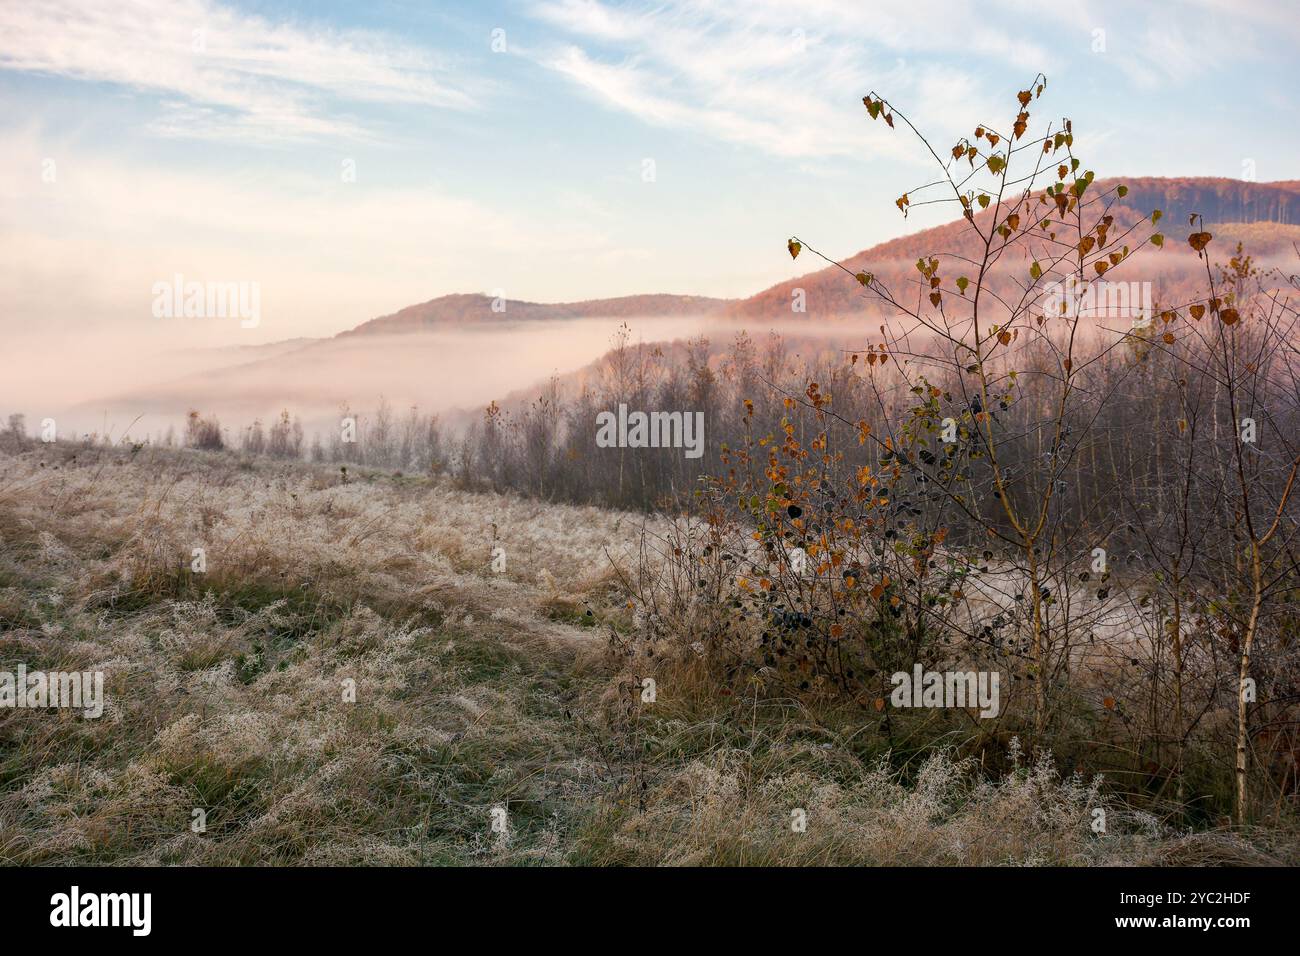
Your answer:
(0, 443), (1294, 865)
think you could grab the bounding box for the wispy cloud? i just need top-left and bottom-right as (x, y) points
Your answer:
(1104, 17), (1258, 91)
(0, 0), (478, 143)
(527, 0), (1053, 159)
(0, 123), (623, 340)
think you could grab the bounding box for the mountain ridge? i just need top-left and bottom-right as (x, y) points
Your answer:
(724, 177), (1300, 321)
(337, 292), (734, 337)
(72, 175), (1300, 436)
(314, 176), (1300, 337)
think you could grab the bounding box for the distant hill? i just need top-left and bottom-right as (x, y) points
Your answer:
(337, 293), (733, 337)
(74, 176), (1300, 440)
(724, 177), (1300, 321)
(74, 299), (726, 439)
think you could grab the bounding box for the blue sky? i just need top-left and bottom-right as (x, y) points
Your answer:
(1, 0), (1297, 344)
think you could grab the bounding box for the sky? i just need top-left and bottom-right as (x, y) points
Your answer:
(1, 0), (1298, 349)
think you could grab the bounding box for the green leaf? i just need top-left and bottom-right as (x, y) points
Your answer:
(1030, 261), (1042, 280)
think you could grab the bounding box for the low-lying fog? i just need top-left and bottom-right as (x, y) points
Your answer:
(2, 309), (1153, 447)
(5, 315), (833, 443)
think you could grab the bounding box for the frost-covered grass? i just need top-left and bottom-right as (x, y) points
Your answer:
(0, 443), (1293, 865)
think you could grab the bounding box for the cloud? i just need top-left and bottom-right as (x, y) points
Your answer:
(0, 124), (621, 345)
(1096, 15), (1250, 91)
(0, 0), (478, 144)
(527, 0), (1053, 159)
(544, 46), (838, 158)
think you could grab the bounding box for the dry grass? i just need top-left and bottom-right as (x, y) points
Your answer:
(575, 744), (1288, 866)
(0, 442), (1294, 865)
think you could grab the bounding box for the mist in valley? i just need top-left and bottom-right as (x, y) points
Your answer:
(2, 316), (714, 443)
(4, 311), (941, 448)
